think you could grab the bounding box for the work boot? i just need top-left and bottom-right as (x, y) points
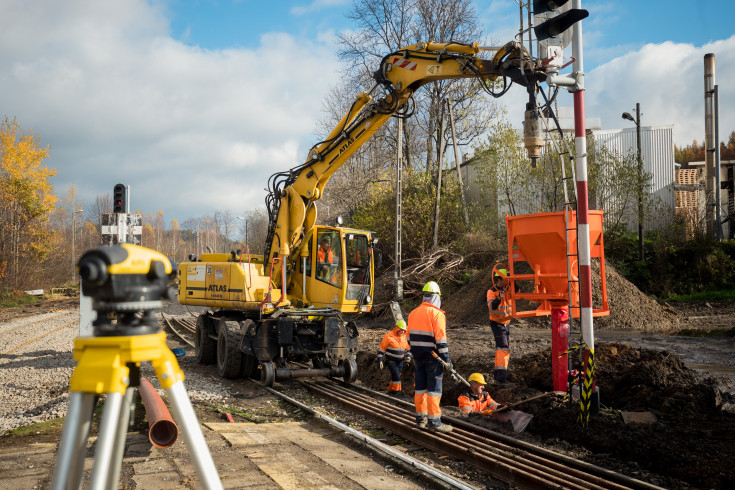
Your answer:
(416, 417), (428, 429)
(430, 423), (453, 433)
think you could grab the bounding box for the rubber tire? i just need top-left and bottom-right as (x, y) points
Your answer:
(217, 321), (243, 378)
(195, 315), (216, 365)
(260, 361), (275, 387)
(342, 358), (358, 384)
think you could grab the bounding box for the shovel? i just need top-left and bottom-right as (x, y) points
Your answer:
(488, 392), (551, 433)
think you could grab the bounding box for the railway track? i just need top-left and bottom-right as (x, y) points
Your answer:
(161, 314), (662, 489)
(0, 310), (78, 355)
(301, 380), (662, 490)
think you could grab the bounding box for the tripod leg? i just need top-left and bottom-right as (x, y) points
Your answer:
(51, 392), (96, 490)
(105, 387), (135, 489)
(89, 391), (124, 490)
(166, 381), (223, 490)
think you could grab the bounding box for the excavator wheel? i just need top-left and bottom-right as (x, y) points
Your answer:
(217, 320), (243, 378)
(195, 315), (216, 365)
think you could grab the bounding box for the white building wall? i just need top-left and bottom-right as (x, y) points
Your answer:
(592, 125), (676, 230)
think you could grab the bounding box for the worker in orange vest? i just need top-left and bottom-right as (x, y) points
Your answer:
(407, 281), (452, 433)
(457, 373), (506, 416)
(376, 320), (412, 395)
(487, 268), (516, 383)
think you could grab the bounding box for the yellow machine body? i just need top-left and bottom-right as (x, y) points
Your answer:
(178, 225), (375, 315)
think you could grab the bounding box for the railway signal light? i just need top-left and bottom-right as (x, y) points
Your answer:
(113, 184), (126, 213)
(533, 0), (588, 46)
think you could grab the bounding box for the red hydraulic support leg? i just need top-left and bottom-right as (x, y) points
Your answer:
(551, 306), (570, 393)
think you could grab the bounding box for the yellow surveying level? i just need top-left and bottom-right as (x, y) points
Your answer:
(51, 244), (222, 490)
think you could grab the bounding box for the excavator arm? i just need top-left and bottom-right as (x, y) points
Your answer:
(265, 41), (542, 269)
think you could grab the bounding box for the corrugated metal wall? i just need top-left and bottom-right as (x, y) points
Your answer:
(592, 125), (675, 230)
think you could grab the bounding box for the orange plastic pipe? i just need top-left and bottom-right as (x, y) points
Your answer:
(138, 377), (179, 449)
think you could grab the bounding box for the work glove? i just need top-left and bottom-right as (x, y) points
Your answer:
(404, 353), (413, 366)
(480, 408), (494, 416)
(377, 357), (384, 370)
(446, 359), (453, 371)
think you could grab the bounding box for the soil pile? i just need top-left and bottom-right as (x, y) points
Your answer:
(355, 342), (735, 488)
(440, 261), (679, 332)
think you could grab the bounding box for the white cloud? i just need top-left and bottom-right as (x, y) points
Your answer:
(496, 35), (735, 150)
(585, 36), (735, 146)
(0, 0), (342, 223)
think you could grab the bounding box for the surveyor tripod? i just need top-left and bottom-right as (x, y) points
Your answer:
(51, 244), (222, 490)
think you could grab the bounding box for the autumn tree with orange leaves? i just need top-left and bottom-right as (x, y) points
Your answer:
(0, 118), (57, 290)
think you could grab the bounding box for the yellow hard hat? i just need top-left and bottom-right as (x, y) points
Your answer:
(494, 268), (508, 278)
(468, 373), (487, 384)
(422, 281), (441, 296)
(395, 320), (407, 330)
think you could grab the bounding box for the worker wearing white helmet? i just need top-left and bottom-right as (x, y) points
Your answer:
(406, 281), (453, 433)
(376, 320), (412, 395)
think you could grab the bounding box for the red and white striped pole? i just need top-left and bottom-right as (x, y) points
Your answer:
(571, 0), (596, 422)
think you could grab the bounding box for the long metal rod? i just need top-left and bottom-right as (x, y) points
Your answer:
(394, 116), (403, 298)
(264, 386), (475, 490)
(446, 98), (470, 227)
(715, 84), (722, 240)
(432, 104), (447, 249)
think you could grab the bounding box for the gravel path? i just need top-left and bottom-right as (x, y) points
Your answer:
(0, 310), (78, 433)
(0, 307), (238, 436)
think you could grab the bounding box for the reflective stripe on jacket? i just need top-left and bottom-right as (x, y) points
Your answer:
(457, 390), (500, 413)
(377, 327), (410, 362)
(487, 286), (512, 325)
(407, 302), (448, 362)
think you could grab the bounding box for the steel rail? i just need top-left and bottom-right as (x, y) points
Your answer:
(305, 380), (663, 490)
(1, 320), (77, 355)
(161, 314), (195, 347)
(305, 380), (576, 490)
(264, 386), (477, 490)
(319, 382), (607, 490)
(350, 382), (662, 490)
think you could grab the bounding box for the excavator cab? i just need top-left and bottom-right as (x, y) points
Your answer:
(290, 225), (375, 313)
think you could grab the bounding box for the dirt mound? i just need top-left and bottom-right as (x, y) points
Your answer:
(440, 261), (680, 332)
(356, 342), (735, 489)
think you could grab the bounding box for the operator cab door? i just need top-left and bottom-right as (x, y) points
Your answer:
(304, 228), (344, 308)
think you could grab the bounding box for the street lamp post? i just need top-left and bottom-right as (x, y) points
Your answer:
(622, 103), (644, 261)
(71, 209), (84, 283)
(236, 216), (248, 249)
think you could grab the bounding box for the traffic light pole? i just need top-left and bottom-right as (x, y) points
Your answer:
(569, 0), (596, 424)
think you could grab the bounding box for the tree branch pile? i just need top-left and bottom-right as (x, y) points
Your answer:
(372, 247), (465, 318)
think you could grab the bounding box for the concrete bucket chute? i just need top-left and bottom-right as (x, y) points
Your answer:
(505, 210), (609, 318)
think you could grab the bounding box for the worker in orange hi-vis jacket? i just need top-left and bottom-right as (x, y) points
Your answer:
(486, 268), (517, 384)
(407, 281), (453, 434)
(376, 320), (412, 395)
(458, 373), (506, 416)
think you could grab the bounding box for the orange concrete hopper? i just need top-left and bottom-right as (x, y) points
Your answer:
(505, 210), (609, 318)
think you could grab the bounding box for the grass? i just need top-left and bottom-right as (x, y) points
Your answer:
(665, 289), (735, 302)
(0, 293), (47, 309)
(5, 417), (65, 438)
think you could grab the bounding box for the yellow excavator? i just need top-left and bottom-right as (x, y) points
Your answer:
(177, 40), (545, 386)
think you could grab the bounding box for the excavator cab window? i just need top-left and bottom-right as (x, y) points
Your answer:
(345, 233), (371, 300)
(316, 230), (341, 286)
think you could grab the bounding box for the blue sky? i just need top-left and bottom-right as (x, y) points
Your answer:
(0, 0), (733, 225)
